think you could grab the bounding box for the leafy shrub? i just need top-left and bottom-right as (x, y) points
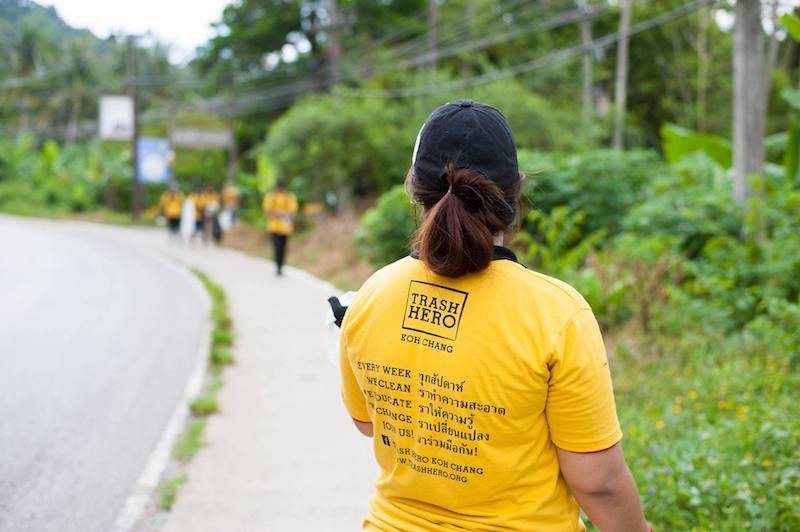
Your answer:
(356, 184), (416, 268)
(623, 153), (741, 258)
(520, 149), (665, 240)
(263, 90), (409, 203)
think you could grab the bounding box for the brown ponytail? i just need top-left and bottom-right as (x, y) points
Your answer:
(409, 162), (522, 278)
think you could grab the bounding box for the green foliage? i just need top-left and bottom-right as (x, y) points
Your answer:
(661, 123), (732, 168)
(781, 88), (800, 184)
(616, 326), (800, 530)
(0, 136), (134, 214)
(779, 13), (800, 43)
(263, 91), (409, 203)
(356, 185), (416, 268)
(517, 207), (605, 276)
(623, 153), (741, 257)
(520, 149), (664, 239)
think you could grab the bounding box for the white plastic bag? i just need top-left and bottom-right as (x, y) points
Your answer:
(324, 291), (358, 368)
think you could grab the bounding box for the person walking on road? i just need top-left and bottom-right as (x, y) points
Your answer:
(159, 184), (184, 241)
(336, 100), (650, 531)
(188, 186), (211, 245)
(262, 180), (298, 276)
(222, 182), (241, 226)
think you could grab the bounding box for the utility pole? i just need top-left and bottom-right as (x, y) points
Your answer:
(227, 67), (238, 184)
(127, 36), (143, 220)
(612, 0), (632, 150)
(696, 5), (709, 131)
(167, 96), (177, 188)
(578, 0), (594, 130)
(733, 0), (765, 206)
(324, 0), (342, 86)
(462, 0), (476, 75)
(427, 0), (438, 70)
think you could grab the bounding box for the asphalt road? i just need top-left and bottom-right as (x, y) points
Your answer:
(0, 217), (208, 532)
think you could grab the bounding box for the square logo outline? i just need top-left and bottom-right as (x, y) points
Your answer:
(401, 280), (469, 341)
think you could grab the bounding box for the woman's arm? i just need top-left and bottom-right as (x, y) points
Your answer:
(556, 443), (649, 532)
(351, 419), (373, 437)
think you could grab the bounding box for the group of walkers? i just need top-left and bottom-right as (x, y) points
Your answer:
(159, 183), (240, 244)
(159, 180), (298, 276)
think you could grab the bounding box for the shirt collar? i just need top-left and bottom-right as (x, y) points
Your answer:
(410, 245), (518, 263)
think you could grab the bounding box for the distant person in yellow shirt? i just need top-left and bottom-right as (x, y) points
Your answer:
(188, 187), (206, 243)
(222, 183), (240, 225)
(159, 184), (184, 241)
(202, 186), (222, 244)
(262, 180), (298, 276)
(337, 101), (649, 532)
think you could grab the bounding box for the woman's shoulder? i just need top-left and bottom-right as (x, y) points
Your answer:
(493, 260), (591, 315)
(357, 256), (418, 295)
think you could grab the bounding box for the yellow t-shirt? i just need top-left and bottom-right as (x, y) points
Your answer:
(340, 249), (622, 532)
(262, 191), (298, 235)
(160, 191), (183, 219)
(189, 192), (205, 220)
(222, 185), (240, 207)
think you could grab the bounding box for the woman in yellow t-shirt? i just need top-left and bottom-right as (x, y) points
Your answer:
(262, 180), (298, 276)
(338, 101), (650, 532)
(159, 185), (184, 239)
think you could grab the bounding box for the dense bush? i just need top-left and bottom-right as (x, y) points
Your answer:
(623, 153), (742, 257)
(0, 134), (232, 217)
(262, 90), (411, 204)
(520, 149), (665, 239)
(356, 184), (416, 268)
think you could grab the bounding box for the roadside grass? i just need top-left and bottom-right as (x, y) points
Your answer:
(157, 270), (235, 512)
(174, 420), (207, 464)
(159, 474), (187, 511)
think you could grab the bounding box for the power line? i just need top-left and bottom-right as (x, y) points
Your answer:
(347, 0), (716, 99)
(370, 4), (610, 76)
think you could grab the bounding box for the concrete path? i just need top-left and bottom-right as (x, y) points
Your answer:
(80, 221), (376, 531)
(0, 217), (208, 532)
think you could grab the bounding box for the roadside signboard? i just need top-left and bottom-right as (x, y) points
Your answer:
(98, 95), (134, 141)
(137, 137), (171, 183)
(171, 128), (232, 148)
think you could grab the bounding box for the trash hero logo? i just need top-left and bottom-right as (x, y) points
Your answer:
(402, 281), (468, 341)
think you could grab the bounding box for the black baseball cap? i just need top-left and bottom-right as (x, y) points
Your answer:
(412, 100), (519, 192)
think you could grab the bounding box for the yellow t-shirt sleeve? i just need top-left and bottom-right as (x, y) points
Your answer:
(546, 308), (622, 452)
(339, 317), (370, 423)
(289, 195), (298, 214)
(262, 194), (272, 211)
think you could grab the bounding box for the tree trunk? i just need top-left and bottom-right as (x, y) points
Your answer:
(733, 0), (765, 206)
(612, 0), (632, 150)
(324, 0), (341, 86)
(579, 1), (594, 129)
(763, 1), (780, 110)
(66, 87), (81, 144)
(20, 94), (30, 131)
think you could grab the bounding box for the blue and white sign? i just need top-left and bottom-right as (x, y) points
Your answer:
(137, 137), (171, 183)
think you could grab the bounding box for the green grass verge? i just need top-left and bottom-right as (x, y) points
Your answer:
(157, 270), (234, 511)
(159, 474), (187, 511)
